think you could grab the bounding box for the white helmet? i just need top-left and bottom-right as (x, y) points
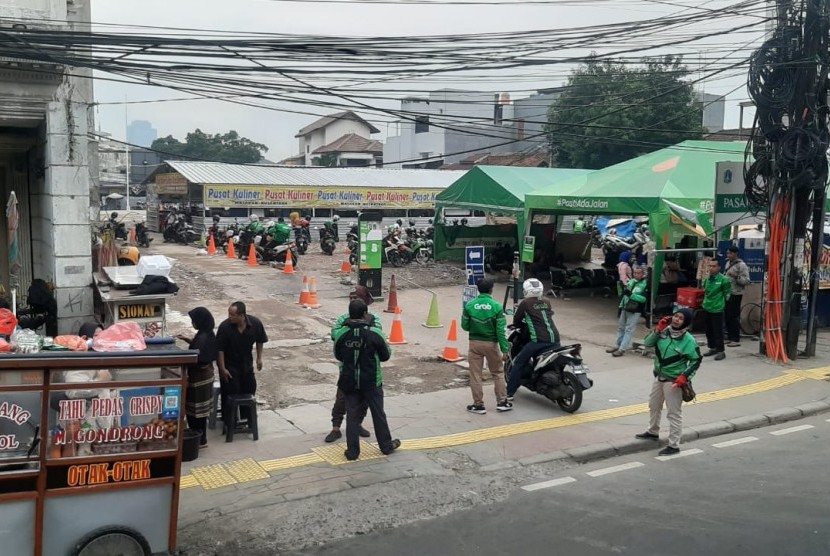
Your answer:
(265, 220), (275, 229)
(332, 214), (340, 221)
(250, 214), (261, 222)
(523, 278), (544, 299)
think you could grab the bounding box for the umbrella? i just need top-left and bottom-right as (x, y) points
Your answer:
(6, 191), (19, 276)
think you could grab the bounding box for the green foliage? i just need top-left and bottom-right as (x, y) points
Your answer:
(316, 153), (339, 167)
(151, 129), (268, 164)
(547, 56), (705, 169)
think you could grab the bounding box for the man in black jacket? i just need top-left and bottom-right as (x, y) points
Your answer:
(334, 299), (401, 461)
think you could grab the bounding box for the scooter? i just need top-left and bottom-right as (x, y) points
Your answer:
(293, 226), (309, 255)
(505, 325), (593, 413)
(135, 221), (152, 248)
(319, 227), (336, 256)
(257, 237), (300, 268)
(109, 212), (128, 241)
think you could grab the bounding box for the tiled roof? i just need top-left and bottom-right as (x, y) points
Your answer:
(312, 133), (383, 155)
(295, 111), (380, 137)
(439, 152), (549, 170)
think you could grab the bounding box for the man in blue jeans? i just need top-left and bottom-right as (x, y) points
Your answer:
(506, 278), (561, 402)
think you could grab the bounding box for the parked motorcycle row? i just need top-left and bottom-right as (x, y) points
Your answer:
(585, 221), (650, 268)
(381, 220), (435, 267)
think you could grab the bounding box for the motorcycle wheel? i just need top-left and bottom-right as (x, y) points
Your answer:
(388, 250), (402, 267)
(415, 249), (430, 265)
(556, 370), (583, 413)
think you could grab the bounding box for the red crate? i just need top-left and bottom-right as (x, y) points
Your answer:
(676, 287), (705, 309)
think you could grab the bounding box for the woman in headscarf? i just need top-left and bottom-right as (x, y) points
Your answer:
(176, 307), (217, 447)
(635, 308), (701, 456)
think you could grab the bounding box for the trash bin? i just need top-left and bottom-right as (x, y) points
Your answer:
(182, 429), (201, 462)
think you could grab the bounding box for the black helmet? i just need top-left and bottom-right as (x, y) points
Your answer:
(110, 212), (118, 219)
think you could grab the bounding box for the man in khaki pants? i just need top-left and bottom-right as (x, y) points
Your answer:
(461, 278), (512, 414)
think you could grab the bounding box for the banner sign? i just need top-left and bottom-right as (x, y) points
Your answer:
(154, 173), (188, 195)
(714, 161), (764, 229)
(521, 235), (536, 264)
(203, 185), (441, 209)
(803, 240), (830, 289)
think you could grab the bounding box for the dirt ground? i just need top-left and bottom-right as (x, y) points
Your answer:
(156, 238), (474, 411)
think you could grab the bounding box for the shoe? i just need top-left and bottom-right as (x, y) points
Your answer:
(359, 426), (371, 438)
(466, 404), (487, 415)
(702, 349), (718, 357)
(605, 346), (619, 353)
(506, 394), (515, 402)
(727, 342), (741, 347)
(344, 450), (359, 461)
(635, 431), (659, 440)
(658, 446), (680, 456)
(382, 438), (401, 455)
(199, 441), (208, 449)
(325, 430), (342, 443)
(612, 350), (625, 357)
(714, 352), (726, 361)
(497, 400), (513, 412)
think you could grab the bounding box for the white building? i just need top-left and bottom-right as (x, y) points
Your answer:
(293, 111), (380, 166)
(0, 0), (96, 332)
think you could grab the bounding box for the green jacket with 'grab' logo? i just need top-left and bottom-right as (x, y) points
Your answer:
(461, 293), (508, 353)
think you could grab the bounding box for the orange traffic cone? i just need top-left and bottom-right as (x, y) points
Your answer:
(340, 251), (352, 274)
(440, 319), (464, 362)
(247, 242), (258, 266)
(129, 227), (136, 244)
(388, 306), (407, 344)
(304, 276), (321, 309)
(227, 238), (236, 259)
(207, 232), (217, 255)
(282, 248), (296, 274)
(384, 274), (400, 313)
(296, 275), (310, 305)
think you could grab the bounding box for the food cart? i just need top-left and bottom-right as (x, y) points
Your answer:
(0, 348), (196, 556)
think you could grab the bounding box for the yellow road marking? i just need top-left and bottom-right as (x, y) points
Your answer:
(180, 369), (821, 491)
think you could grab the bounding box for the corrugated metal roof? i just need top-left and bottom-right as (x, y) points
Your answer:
(165, 161), (466, 189)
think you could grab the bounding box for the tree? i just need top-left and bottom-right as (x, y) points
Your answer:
(547, 56), (705, 169)
(151, 129), (268, 164)
(316, 153), (339, 167)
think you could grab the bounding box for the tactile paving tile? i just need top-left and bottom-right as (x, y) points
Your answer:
(225, 458), (270, 482)
(190, 463), (238, 490)
(179, 475), (199, 489)
(259, 453), (325, 472)
(311, 441), (386, 465)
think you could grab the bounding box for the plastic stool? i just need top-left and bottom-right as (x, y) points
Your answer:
(208, 381), (221, 430)
(223, 394), (259, 442)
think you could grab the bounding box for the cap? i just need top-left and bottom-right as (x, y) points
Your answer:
(350, 285), (374, 305)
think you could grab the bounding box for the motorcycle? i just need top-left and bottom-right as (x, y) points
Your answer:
(135, 221), (152, 248)
(346, 231), (359, 266)
(293, 226), (309, 255)
(257, 237), (300, 268)
(319, 227), (337, 256)
(174, 220), (200, 245)
(235, 229), (258, 258)
(505, 326), (593, 413)
(109, 213), (128, 241)
(601, 224), (648, 267)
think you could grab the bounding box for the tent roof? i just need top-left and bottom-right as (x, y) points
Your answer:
(436, 166), (591, 213)
(525, 141), (748, 214)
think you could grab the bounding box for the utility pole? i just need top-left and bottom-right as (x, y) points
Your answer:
(124, 94), (131, 211)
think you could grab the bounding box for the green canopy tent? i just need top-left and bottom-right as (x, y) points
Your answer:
(524, 140), (748, 249)
(524, 140), (748, 318)
(434, 166), (590, 260)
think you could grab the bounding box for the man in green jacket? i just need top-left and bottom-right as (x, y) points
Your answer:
(635, 308), (701, 455)
(702, 259), (731, 361)
(461, 278), (510, 414)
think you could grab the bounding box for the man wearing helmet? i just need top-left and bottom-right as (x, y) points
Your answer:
(506, 278), (561, 401)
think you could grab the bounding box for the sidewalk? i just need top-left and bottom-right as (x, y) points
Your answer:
(179, 338), (830, 524)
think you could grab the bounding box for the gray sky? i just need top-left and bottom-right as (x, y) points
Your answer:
(92, 0), (762, 161)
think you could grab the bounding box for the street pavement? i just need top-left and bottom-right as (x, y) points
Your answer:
(159, 243), (830, 554)
(301, 414), (830, 556)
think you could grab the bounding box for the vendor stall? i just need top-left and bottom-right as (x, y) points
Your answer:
(0, 348), (197, 556)
(433, 166), (590, 262)
(94, 266), (176, 338)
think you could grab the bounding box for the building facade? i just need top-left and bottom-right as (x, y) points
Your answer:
(127, 120), (158, 148)
(294, 111), (380, 166)
(0, 0), (96, 333)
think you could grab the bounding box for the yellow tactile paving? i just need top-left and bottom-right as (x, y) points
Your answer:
(225, 458), (270, 482)
(181, 368), (826, 491)
(189, 463), (238, 490)
(312, 441), (386, 465)
(259, 453), (325, 471)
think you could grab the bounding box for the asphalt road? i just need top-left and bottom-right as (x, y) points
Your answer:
(306, 415), (830, 556)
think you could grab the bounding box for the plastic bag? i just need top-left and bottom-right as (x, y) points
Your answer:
(0, 338), (12, 352)
(11, 328), (41, 354)
(54, 335), (89, 352)
(0, 309), (17, 336)
(92, 322), (147, 352)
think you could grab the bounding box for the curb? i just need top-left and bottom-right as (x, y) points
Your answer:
(516, 400), (830, 467)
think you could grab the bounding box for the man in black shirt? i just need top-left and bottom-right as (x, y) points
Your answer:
(216, 301), (268, 423)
